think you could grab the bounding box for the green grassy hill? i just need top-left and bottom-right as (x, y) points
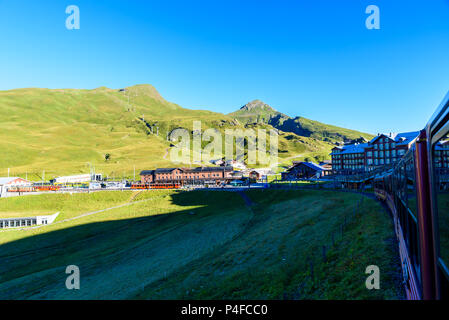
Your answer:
(0, 85), (370, 180)
(229, 100), (374, 143)
(0, 189), (403, 299)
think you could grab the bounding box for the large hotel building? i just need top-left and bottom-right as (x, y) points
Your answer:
(330, 131), (420, 174)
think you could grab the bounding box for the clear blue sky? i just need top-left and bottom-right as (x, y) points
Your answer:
(1, 0), (448, 134)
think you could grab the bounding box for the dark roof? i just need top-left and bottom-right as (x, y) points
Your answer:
(140, 166), (233, 175)
(155, 168), (177, 173)
(368, 131), (419, 146)
(189, 166), (233, 172)
(140, 170), (155, 175)
(330, 143), (367, 155)
(330, 131), (420, 156)
(287, 162), (325, 172)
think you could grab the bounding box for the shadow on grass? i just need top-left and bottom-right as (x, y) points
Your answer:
(0, 190), (247, 299)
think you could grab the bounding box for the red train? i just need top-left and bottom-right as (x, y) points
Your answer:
(7, 185), (61, 192)
(373, 91), (449, 300)
(34, 185), (61, 192)
(130, 183), (181, 190)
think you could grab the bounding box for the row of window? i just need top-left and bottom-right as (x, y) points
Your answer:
(372, 142), (396, 150)
(157, 173), (222, 179)
(367, 158), (395, 165)
(333, 148), (406, 159)
(333, 153), (364, 159)
(367, 149), (406, 157)
(0, 219), (36, 228)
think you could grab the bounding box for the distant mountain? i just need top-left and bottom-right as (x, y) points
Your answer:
(228, 99), (289, 125)
(228, 100), (373, 143)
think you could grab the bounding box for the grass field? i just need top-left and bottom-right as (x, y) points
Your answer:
(0, 190), (403, 299)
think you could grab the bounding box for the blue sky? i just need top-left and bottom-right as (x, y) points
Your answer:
(0, 0), (448, 134)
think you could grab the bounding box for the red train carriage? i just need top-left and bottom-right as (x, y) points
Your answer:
(130, 183), (181, 190)
(34, 185), (60, 192)
(150, 183), (181, 189)
(130, 183), (150, 190)
(372, 91), (449, 300)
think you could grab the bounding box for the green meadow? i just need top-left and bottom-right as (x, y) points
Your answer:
(0, 85), (369, 180)
(0, 190), (403, 299)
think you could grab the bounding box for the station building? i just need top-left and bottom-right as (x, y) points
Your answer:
(140, 166), (234, 185)
(281, 162), (331, 180)
(331, 131), (420, 174)
(0, 177), (32, 197)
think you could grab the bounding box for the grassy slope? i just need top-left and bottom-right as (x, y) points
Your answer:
(0, 190), (403, 299)
(0, 85), (337, 179)
(287, 117), (374, 142)
(228, 102), (374, 144)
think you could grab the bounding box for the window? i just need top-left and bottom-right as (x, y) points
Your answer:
(367, 151), (372, 157)
(433, 133), (449, 270)
(380, 144), (384, 150)
(392, 149), (396, 157)
(374, 151), (378, 157)
(374, 144), (378, 149)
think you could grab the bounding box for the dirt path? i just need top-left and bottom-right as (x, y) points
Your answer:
(269, 153), (304, 170)
(163, 148), (169, 159)
(238, 191), (254, 207)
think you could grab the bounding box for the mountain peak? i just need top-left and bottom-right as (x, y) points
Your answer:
(240, 99), (276, 112)
(123, 84), (165, 102)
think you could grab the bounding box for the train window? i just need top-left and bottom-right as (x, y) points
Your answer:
(399, 163), (407, 202)
(406, 157), (418, 217)
(433, 133), (449, 267)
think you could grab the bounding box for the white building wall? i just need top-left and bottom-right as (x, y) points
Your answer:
(0, 212), (59, 229)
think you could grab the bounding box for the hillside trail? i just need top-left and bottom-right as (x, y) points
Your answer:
(238, 191), (254, 207)
(269, 153), (304, 170)
(129, 190), (143, 202)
